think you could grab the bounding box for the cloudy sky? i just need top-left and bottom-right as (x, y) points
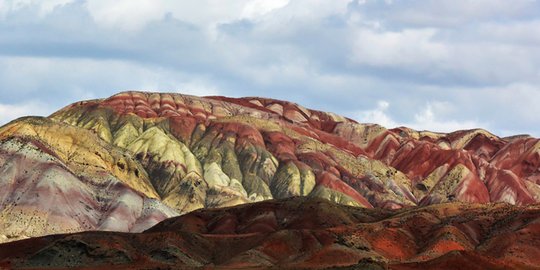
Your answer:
(1, 0), (540, 136)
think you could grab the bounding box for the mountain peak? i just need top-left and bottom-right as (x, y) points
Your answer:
(1, 91), (540, 244)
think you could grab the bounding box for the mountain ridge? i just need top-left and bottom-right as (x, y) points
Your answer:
(1, 90), (540, 244)
(1, 197), (538, 269)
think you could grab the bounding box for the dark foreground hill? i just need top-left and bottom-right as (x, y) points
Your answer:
(1, 197), (539, 269)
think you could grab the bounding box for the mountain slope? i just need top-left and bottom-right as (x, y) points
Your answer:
(1, 197), (539, 269)
(0, 117), (176, 243)
(1, 91), (540, 243)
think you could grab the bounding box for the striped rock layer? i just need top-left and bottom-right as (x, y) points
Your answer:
(1, 91), (540, 242)
(1, 197), (539, 269)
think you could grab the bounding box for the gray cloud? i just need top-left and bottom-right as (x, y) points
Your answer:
(0, 0), (539, 137)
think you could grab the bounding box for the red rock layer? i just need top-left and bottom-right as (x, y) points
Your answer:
(67, 91), (540, 207)
(43, 91), (540, 210)
(1, 197), (538, 270)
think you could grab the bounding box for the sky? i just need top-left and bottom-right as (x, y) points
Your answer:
(1, 0), (540, 137)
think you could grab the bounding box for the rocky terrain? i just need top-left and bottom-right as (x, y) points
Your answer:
(1, 91), (540, 268)
(1, 197), (539, 269)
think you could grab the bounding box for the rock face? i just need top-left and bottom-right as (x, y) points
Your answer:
(1, 197), (539, 269)
(2, 91), (540, 244)
(0, 117), (177, 243)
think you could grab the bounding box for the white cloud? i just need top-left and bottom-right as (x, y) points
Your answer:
(349, 23), (540, 85)
(278, 0), (351, 20)
(357, 100), (397, 128)
(0, 56), (221, 103)
(0, 0), (74, 17)
(456, 83), (540, 126)
(82, 0), (352, 31)
(357, 100), (485, 133)
(371, 0), (538, 27)
(473, 20), (540, 46)
(36, 0), (73, 15)
(241, 0), (289, 20)
(0, 0), (540, 137)
(85, 0), (166, 31)
(352, 28), (448, 70)
(0, 101), (53, 126)
(141, 78), (221, 97)
(410, 103), (483, 132)
(83, 0), (289, 31)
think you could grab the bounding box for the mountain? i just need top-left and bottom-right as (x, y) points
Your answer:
(1, 91), (540, 244)
(2, 91), (540, 269)
(1, 197), (539, 269)
(0, 92), (540, 242)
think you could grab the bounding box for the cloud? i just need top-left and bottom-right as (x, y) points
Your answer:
(241, 0), (290, 20)
(0, 56), (221, 104)
(351, 28), (447, 69)
(357, 100), (397, 128)
(85, 0), (166, 31)
(84, 0), (342, 31)
(0, 0), (74, 18)
(411, 103), (484, 133)
(356, 0), (540, 27)
(0, 101), (54, 126)
(0, 0), (539, 137)
(357, 100), (485, 133)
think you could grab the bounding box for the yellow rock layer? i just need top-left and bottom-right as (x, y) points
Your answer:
(0, 117), (159, 199)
